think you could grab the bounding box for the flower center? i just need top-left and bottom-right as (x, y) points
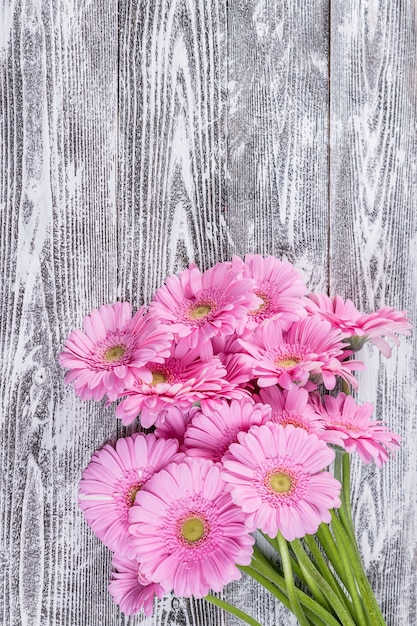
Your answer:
(127, 484), (141, 506)
(273, 410), (314, 433)
(180, 516), (206, 543)
(275, 355), (300, 369)
(268, 472), (293, 493)
(104, 345), (126, 361)
(250, 291), (269, 315)
(151, 371), (168, 385)
(190, 304), (212, 319)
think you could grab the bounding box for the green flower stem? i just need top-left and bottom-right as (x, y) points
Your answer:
(239, 565), (324, 626)
(259, 532), (307, 587)
(276, 531), (310, 626)
(328, 512), (368, 626)
(241, 563), (340, 626)
(337, 455), (386, 624)
(303, 534), (355, 618)
(330, 511), (386, 625)
(290, 540), (330, 609)
(205, 593), (263, 626)
(335, 452), (357, 546)
(316, 522), (352, 591)
(291, 538), (356, 626)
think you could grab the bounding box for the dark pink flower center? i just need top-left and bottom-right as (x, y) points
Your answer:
(146, 360), (184, 386)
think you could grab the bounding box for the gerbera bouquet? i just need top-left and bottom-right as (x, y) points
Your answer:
(60, 255), (411, 625)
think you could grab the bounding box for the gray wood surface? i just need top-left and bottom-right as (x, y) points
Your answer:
(1, 1), (416, 625)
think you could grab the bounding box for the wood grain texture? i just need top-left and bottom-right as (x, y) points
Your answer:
(225, 0), (330, 293)
(117, 1), (228, 624)
(329, 1), (417, 624)
(117, 0), (227, 308)
(0, 1), (119, 625)
(1, 0), (416, 625)
(224, 3), (329, 624)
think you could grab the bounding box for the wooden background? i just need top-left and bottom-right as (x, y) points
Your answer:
(1, 1), (416, 625)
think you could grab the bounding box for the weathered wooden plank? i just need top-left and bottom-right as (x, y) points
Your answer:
(329, 1), (417, 624)
(225, 0), (330, 293)
(117, 0), (227, 309)
(1, 0), (416, 624)
(117, 1), (228, 624)
(0, 2), (118, 626)
(224, 2), (330, 624)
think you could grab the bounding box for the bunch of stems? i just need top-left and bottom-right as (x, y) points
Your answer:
(206, 451), (386, 626)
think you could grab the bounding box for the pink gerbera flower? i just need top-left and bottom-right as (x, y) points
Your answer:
(149, 261), (260, 350)
(210, 334), (255, 395)
(59, 303), (172, 401)
(115, 340), (230, 428)
(154, 405), (199, 448)
(184, 397), (272, 462)
(128, 458), (254, 598)
(78, 433), (180, 555)
(222, 423), (341, 540)
(256, 386), (342, 445)
(238, 317), (363, 391)
(318, 393), (401, 467)
(232, 254), (307, 332)
(305, 293), (411, 357)
(109, 553), (166, 616)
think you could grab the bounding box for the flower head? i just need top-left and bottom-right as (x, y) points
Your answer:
(184, 397), (272, 462)
(305, 294), (411, 357)
(238, 317), (363, 391)
(109, 553), (165, 616)
(222, 423), (341, 540)
(154, 405), (199, 448)
(115, 340), (230, 427)
(256, 386), (341, 444)
(318, 393), (401, 466)
(59, 303), (172, 401)
(129, 458), (254, 598)
(78, 433), (180, 554)
(149, 262), (260, 349)
(232, 254), (307, 332)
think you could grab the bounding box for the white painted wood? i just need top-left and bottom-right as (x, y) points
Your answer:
(0, 2), (119, 626)
(329, 2), (417, 625)
(225, 1), (330, 293)
(1, 0), (416, 625)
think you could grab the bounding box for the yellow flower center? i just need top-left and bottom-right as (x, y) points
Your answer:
(104, 345), (125, 361)
(190, 304), (212, 319)
(269, 472), (293, 493)
(181, 516), (206, 543)
(151, 371), (167, 385)
(276, 357), (299, 369)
